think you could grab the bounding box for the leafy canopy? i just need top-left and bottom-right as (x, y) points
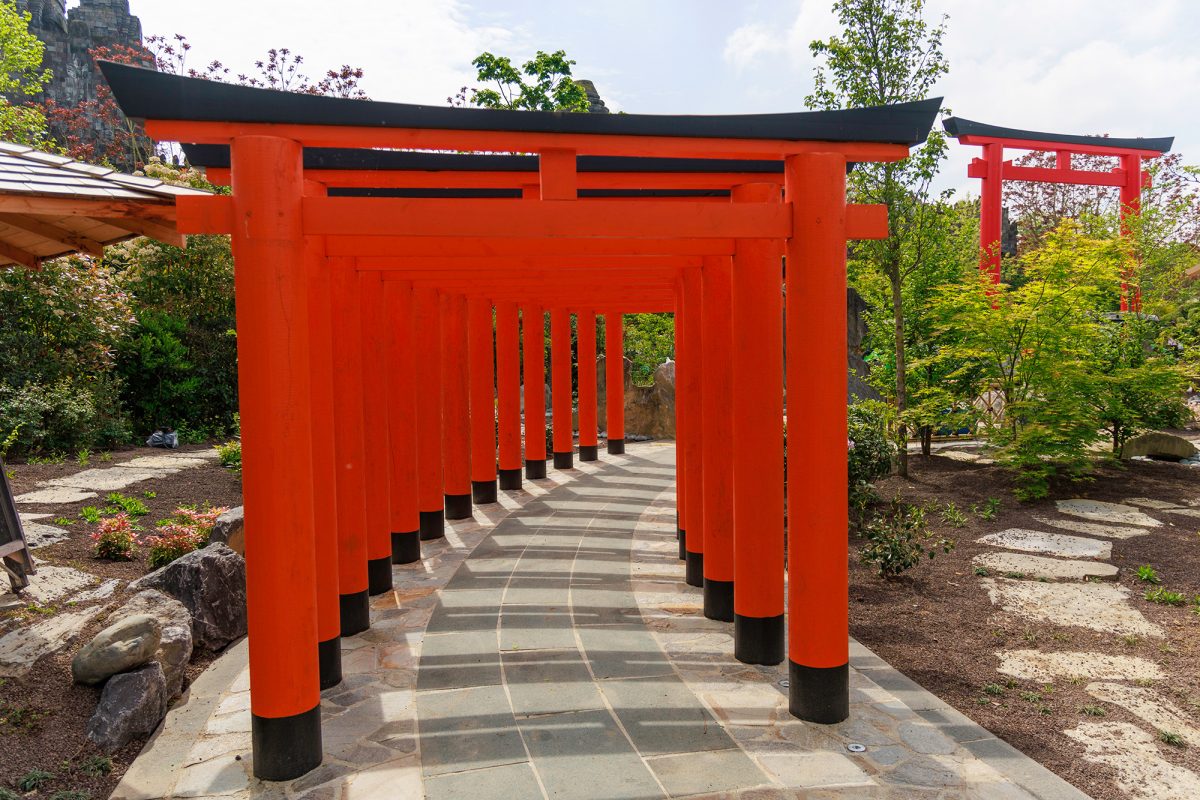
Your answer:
(468, 50), (589, 112)
(0, 0), (52, 144)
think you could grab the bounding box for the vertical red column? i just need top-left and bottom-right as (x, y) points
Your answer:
(522, 305), (548, 479)
(468, 296), (498, 503)
(496, 301), (523, 490)
(441, 293), (473, 519)
(414, 287), (445, 541)
(230, 135), (321, 780)
(303, 235), (342, 690)
(979, 142), (1003, 284)
(700, 255), (735, 621)
(329, 261), (370, 636)
(550, 307), (574, 469)
(681, 267), (705, 587)
(384, 279), (420, 564)
(1119, 153), (1143, 313)
(786, 153), (850, 724)
(359, 270), (393, 595)
(673, 279), (686, 560)
(604, 312), (625, 455)
(731, 183), (785, 665)
(577, 310), (599, 461)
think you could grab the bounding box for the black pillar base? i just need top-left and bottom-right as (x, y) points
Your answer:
(339, 589), (370, 637)
(367, 556), (392, 595)
(789, 660), (850, 724)
(525, 458), (547, 479)
(445, 493), (473, 520)
(252, 704), (322, 781)
(607, 438), (625, 455)
(579, 444), (599, 461)
(685, 551), (704, 587)
(499, 468), (522, 490)
(471, 479), (498, 504)
(734, 614), (785, 666)
(391, 530), (421, 564)
(678, 529), (686, 560)
(703, 579), (734, 622)
(419, 509), (445, 540)
(318, 636), (342, 690)
(553, 451), (574, 470)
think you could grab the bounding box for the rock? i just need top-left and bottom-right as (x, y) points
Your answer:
(980, 579), (1163, 637)
(624, 359), (676, 439)
(209, 506), (245, 555)
(972, 552), (1119, 582)
(87, 662), (167, 752)
(1031, 515), (1150, 540)
(997, 650), (1164, 683)
(21, 565), (97, 604)
(1064, 722), (1200, 800)
(72, 614), (162, 685)
(977, 528), (1112, 559)
(19, 521), (72, 548)
(1056, 499), (1161, 528)
(129, 544), (246, 651)
(109, 590), (194, 699)
(1120, 431), (1198, 461)
(1086, 683), (1200, 747)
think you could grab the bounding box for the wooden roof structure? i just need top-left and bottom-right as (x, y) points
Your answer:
(0, 142), (208, 269)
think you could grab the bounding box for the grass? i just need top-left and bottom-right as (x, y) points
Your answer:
(1020, 691), (1042, 703)
(0, 698), (50, 732)
(982, 683), (1005, 696)
(1145, 587), (1187, 606)
(48, 792), (90, 800)
(1081, 705), (1107, 717)
(1159, 730), (1186, 747)
(97, 451), (112, 463)
(16, 770), (54, 791)
(1136, 565), (1162, 584)
(52, 516), (73, 527)
(1004, 571), (1027, 580)
(75, 448), (90, 467)
(27, 453), (65, 465)
(972, 497), (1001, 520)
(973, 566), (990, 576)
(76, 755), (112, 778)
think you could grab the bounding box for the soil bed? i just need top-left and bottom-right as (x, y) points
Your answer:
(851, 452), (1200, 800)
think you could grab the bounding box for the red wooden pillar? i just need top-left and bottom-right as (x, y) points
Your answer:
(414, 287), (445, 541)
(496, 301), (523, 490)
(230, 135), (321, 780)
(731, 183), (784, 665)
(577, 310), (599, 461)
(700, 255), (734, 621)
(302, 194), (341, 691)
(786, 153), (850, 723)
(674, 279), (686, 560)
(441, 293), (473, 519)
(329, 261), (370, 636)
(359, 270), (393, 595)
(550, 307), (574, 469)
(384, 279), (420, 565)
(522, 304), (548, 479)
(681, 267), (705, 587)
(604, 312), (625, 455)
(979, 142), (1003, 283)
(468, 296), (498, 503)
(1119, 153), (1143, 312)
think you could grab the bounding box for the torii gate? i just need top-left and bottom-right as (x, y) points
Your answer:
(101, 60), (937, 781)
(944, 118), (1173, 310)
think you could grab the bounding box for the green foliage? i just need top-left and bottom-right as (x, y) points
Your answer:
(973, 498), (1001, 520)
(16, 770), (54, 791)
(939, 502), (966, 528)
(0, 1), (52, 145)
(982, 683), (1005, 696)
(1159, 730), (1186, 747)
(79, 506), (102, 524)
(848, 400), (895, 486)
(468, 50), (589, 111)
(75, 448), (90, 466)
(858, 499), (954, 578)
(1136, 565), (1161, 584)
(48, 791), (90, 800)
(1080, 705), (1107, 717)
(215, 439), (242, 472)
(0, 788), (17, 800)
(105, 492), (148, 517)
(76, 756), (112, 778)
(622, 313), (675, 385)
(1144, 587), (1187, 606)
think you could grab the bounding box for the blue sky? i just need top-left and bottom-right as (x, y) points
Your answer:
(119, 0), (1200, 195)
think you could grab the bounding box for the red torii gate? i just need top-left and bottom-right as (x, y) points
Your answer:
(102, 60), (938, 781)
(944, 118), (1173, 309)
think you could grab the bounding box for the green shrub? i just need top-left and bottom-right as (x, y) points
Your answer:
(90, 514), (139, 561)
(859, 500), (955, 579)
(0, 376), (130, 455)
(214, 440), (241, 472)
(105, 491), (148, 517)
(146, 506), (227, 569)
(848, 401), (895, 486)
(17, 770), (54, 792)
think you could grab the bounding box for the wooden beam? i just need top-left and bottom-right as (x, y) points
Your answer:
(96, 216), (185, 248)
(0, 240), (41, 269)
(0, 214), (106, 256)
(329, 236), (735, 258)
(0, 195), (176, 219)
(1001, 162), (1127, 187)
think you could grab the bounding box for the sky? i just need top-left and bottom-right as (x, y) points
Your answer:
(105, 0), (1200, 197)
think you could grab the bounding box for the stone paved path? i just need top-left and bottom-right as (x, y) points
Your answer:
(114, 443), (1078, 800)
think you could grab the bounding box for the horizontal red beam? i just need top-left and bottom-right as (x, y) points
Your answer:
(327, 236), (735, 258)
(355, 255), (698, 270)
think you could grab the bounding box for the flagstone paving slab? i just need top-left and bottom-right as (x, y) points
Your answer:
(1031, 515), (1151, 539)
(0, 607), (102, 676)
(422, 762), (542, 800)
(1055, 498), (1161, 527)
(980, 578), (1163, 636)
(1064, 722), (1200, 800)
(14, 486), (96, 504)
(972, 552), (1119, 581)
(1086, 682), (1200, 747)
(19, 520), (71, 547)
(996, 649), (1165, 682)
(976, 529), (1112, 559)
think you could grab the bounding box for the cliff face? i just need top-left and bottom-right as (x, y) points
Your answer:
(13, 0), (146, 166)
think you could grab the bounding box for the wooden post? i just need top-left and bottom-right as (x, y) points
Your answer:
(700, 255), (734, 621)
(674, 278), (686, 560)
(441, 293), (473, 519)
(496, 301), (523, 489)
(468, 296), (498, 503)
(359, 270), (393, 595)
(550, 307), (574, 469)
(577, 310), (599, 461)
(384, 279), (420, 564)
(604, 312), (625, 455)
(414, 287), (445, 540)
(523, 305), (548, 479)
(681, 267), (704, 586)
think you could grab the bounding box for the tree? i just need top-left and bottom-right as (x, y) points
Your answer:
(459, 50), (589, 112)
(806, 0), (951, 476)
(0, 0), (52, 145)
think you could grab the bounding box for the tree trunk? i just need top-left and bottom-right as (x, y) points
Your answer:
(891, 266), (908, 477)
(922, 425), (932, 456)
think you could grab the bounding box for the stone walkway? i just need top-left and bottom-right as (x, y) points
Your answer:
(114, 443), (1080, 799)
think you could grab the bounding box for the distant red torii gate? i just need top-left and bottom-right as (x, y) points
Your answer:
(944, 118), (1173, 310)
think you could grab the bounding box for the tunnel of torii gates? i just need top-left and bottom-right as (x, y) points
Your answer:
(943, 117), (1174, 311)
(101, 61), (940, 781)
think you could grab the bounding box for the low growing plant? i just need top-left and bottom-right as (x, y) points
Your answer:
(858, 500), (955, 579)
(940, 502), (967, 528)
(79, 506), (102, 524)
(1136, 565), (1161, 584)
(17, 769), (54, 792)
(91, 514), (140, 561)
(75, 448), (90, 466)
(145, 505), (228, 569)
(105, 491), (148, 517)
(214, 439), (241, 473)
(1144, 587), (1187, 606)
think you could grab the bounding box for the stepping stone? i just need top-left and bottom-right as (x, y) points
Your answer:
(972, 552), (1118, 581)
(1122, 497), (1183, 510)
(981, 579), (1163, 637)
(14, 486), (97, 504)
(120, 455), (210, 471)
(1159, 507), (1200, 519)
(997, 650), (1164, 683)
(20, 565), (97, 604)
(1087, 683), (1200, 748)
(0, 608), (103, 676)
(47, 467), (162, 492)
(977, 529), (1111, 560)
(1056, 499), (1161, 528)
(1064, 722), (1200, 800)
(74, 579), (121, 603)
(21, 521), (71, 548)
(1032, 515), (1150, 540)
(18, 513), (50, 522)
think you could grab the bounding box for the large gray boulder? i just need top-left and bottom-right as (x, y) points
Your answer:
(1121, 432), (1198, 461)
(623, 359), (676, 439)
(109, 590), (194, 700)
(87, 662), (167, 752)
(208, 506), (244, 555)
(129, 544), (246, 651)
(71, 615), (161, 686)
